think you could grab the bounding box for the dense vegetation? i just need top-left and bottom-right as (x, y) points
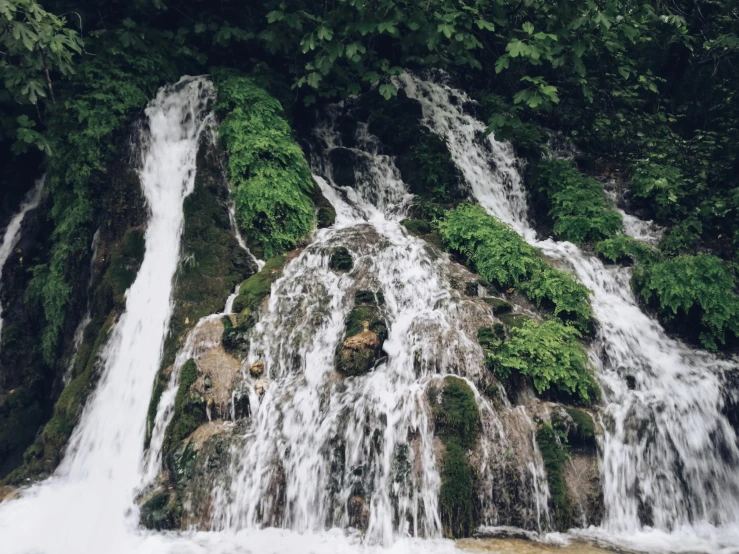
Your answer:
(440, 203), (594, 333)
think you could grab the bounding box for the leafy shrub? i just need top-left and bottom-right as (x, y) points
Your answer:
(629, 162), (685, 223)
(440, 204), (593, 332)
(213, 69), (315, 258)
(594, 235), (658, 265)
(632, 254), (739, 350)
(486, 319), (599, 404)
(531, 160), (622, 244)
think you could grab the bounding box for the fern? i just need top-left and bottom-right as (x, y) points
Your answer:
(213, 69), (315, 258)
(440, 204), (593, 332)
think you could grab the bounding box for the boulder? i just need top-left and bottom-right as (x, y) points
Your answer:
(249, 360), (265, 378)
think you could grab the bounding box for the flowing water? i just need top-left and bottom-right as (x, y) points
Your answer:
(0, 176), (45, 348)
(0, 75), (215, 553)
(2, 71), (737, 554)
(398, 72), (739, 553)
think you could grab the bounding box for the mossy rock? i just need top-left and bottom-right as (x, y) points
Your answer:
(232, 254), (288, 314)
(478, 325), (505, 351)
(498, 312), (531, 330)
(162, 360), (206, 458)
(431, 376), (481, 538)
(221, 316), (250, 355)
(140, 491), (180, 530)
(312, 179), (336, 229)
(335, 305), (388, 376)
(329, 247), (353, 272)
(464, 279), (494, 297)
(485, 297), (513, 316)
(536, 422), (572, 531)
(354, 289), (384, 306)
(402, 219), (432, 236)
(564, 408), (597, 450)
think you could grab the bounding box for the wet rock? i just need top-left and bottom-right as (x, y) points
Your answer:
(249, 360), (265, 378)
(140, 490), (180, 531)
(336, 323), (382, 376)
(625, 374), (637, 390)
(329, 247), (353, 272)
(312, 179), (336, 229)
(335, 304), (388, 376)
(347, 495), (370, 530)
(328, 147), (359, 188)
(486, 297), (513, 316)
(255, 378), (269, 399)
(401, 219), (431, 236)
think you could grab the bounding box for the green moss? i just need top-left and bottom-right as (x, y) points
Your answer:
(401, 219), (432, 236)
(564, 408), (596, 449)
(140, 491), (180, 531)
(536, 422), (572, 531)
(213, 69), (315, 258)
(434, 376), (480, 450)
(484, 298), (513, 315)
(162, 359), (205, 457)
(595, 235), (658, 265)
(344, 305), (387, 342)
(329, 247), (353, 272)
(439, 441), (477, 538)
(432, 376), (480, 538)
(355, 290), (383, 306)
(498, 312), (531, 330)
(231, 254), (288, 314)
(485, 319), (599, 404)
(478, 326), (504, 351)
(530, 160), (622, 244)
(632, 253), (739, 350)
(440, 204), (593, 332)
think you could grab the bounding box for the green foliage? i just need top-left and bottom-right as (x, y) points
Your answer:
(261, 0), (498, 101)
(632, 254), (739, 350)
(564, 408), (596, 449)
(0, 0), (82, 109)
(163, 359), (205, 456)
(440, 204), (593, 332)
(213, 69), (315, 258)
(531, 160), (622, 244)
(536, 422), (572, 531)
(629, 162), (685, 223)
(595, 235), (658, 265)
(486, 319), (599, 404)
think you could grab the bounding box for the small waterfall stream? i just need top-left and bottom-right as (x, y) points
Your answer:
(398, 72), (739, 552)
(0, 76), (215, 554)
(0, 176), (45, 348)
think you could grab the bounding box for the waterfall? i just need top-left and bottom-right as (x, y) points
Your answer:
(207, 103), (550, 543)
(398, 72), (739, 552)
(0, 176), (45, 348)
(0, 76), (214, 554)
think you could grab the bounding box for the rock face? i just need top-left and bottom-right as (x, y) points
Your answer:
(335, 291), (387, 376)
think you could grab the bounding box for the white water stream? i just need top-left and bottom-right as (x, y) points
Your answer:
(398, 72), (739, 553)
(0, 176), (45, 348)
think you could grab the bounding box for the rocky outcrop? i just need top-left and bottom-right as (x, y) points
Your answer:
(335, 291), (387, 376)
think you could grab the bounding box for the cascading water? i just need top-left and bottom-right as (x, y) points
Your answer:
(209, 110), (517, 542)
(0, 176), (45, 347)
(0, 75), (214, 554)
(398, 72), (739, 553)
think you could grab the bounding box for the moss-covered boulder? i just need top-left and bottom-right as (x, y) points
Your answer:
(329, 247), (353, 272)
(140, 491), (180, 531)
(335, 294), (388, 376)
(312, 180), (336, 229)
(162, 359), (206, 458)
(232, 254), (288, 315)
